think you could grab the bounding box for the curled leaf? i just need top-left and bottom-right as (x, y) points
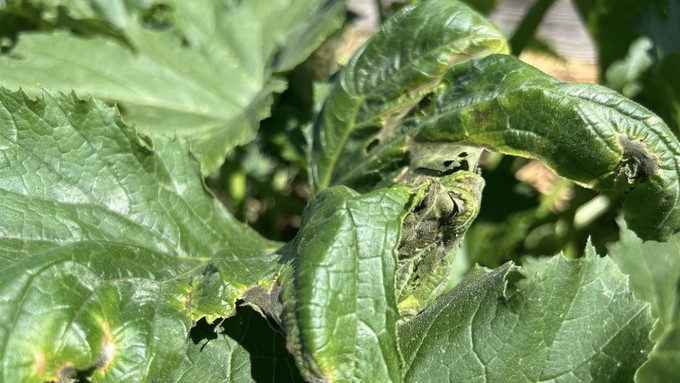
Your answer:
(415, 54), (680, 240)
(310, 0), (508, 192)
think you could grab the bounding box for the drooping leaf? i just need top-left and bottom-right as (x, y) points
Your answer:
(396, 170), (484, 317)
(399, 246), (654, 382)
(0, 0), (347, 174)
(0, 88), (278, 381)
(414, 54), (680, 241)
(312, 0), (680, 241)
(280, 185), (412, 382)
(310, 0), (508, 192)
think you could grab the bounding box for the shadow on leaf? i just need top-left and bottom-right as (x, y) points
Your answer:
(190, 304), (304, 382)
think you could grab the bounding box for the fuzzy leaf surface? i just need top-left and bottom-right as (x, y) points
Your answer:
(310, 0), (508, 192)
(310, 0), (680, 241)
(399, 247), (654, 382)
(414, 54), (680, 241)
(281, 185), (412, 382)
(0, 88), (278, 381)
(607, 222), (680, 382)
(0, 0), (346, 173)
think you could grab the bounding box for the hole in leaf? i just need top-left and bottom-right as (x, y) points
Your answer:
(220, 304), (305, 382)
(190, 317), (219, 346)
(416, 92), (435, 114)
(366, 138), (380, 153)
(141, 4), (174, 30)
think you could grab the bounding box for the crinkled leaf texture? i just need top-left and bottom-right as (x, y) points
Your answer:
(175, 306), (304, 383)
(398, 246), (654, 382)
(607, 222), (680, 382)
(276, 183), (656, 382)
(414, 53), (680, 241)
(0, 88), (281, 381)
(280, 185), (412, 382)
(609, 220), (680, 334)
(0, 0), (346, 174)
(311, 0), (680, 241)
(310, 0), (509, 192)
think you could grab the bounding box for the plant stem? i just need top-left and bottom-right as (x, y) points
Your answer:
(376, 0), (388, 24)
(509, 0), (557, 56)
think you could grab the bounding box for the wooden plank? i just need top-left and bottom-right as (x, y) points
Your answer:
(490, 0), (597, 62)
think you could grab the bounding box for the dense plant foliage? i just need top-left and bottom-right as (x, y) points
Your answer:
(0, 0), (679, 382)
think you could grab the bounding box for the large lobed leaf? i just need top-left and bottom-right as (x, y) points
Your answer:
(0, 0), (346, 174)
(399, 246), (654, 382)
(276, 182), (656, 382)
(0, 88), (279, 381)
(1, 1), (675, 381)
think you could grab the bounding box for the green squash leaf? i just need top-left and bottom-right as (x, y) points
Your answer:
(396, 170), (484, 317)
(414, 53), (680, 241)
(635, 319), (680, 383)
(0, 0), (346, 174)
(280, 185), (412, 382)
(310, 0), (508, 192)
(163, 306), (304, 383)
(0, 88), (278, 381)
(606, 220), (680, 382)
(608, 219), (680, 333)
(399, 247), (654, 382)
(312, 0), (680, 241)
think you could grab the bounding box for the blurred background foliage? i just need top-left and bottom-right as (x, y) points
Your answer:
(1, 0), (678, 264)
